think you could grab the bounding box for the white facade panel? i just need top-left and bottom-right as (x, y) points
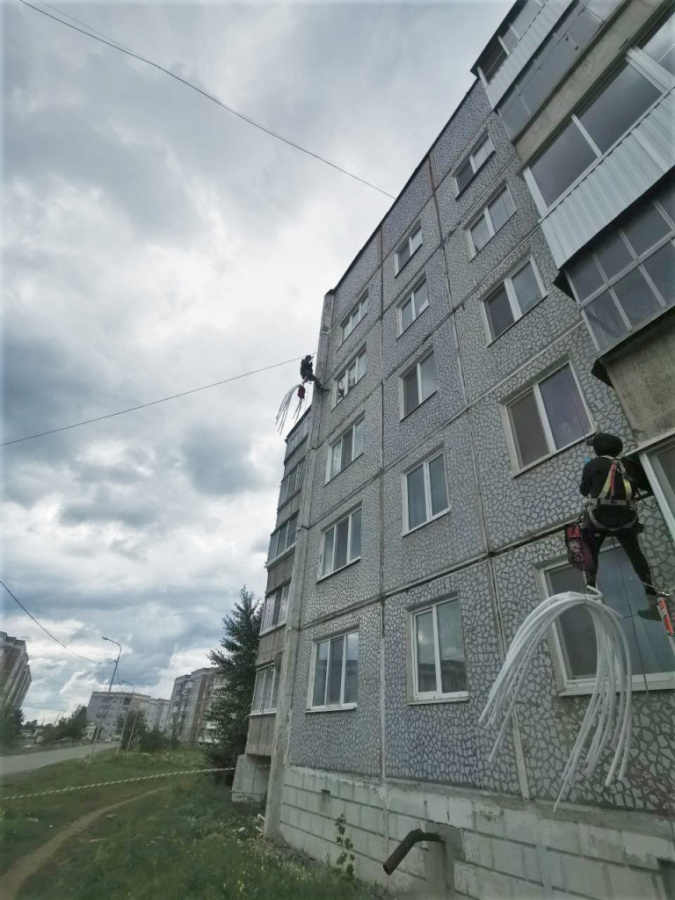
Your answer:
(485, 0), (575, 107)
(540, 89), (675, 267)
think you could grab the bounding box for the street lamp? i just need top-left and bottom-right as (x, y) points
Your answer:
(87, 636), (122, 766)
(116, 679), (135, 757)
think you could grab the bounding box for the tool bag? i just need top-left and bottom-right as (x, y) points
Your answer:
(565, 521), (594, 572)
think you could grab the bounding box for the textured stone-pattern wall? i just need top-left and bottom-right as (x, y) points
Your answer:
(383, 196), (442, 311)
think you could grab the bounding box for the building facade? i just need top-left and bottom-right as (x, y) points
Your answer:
(0, 631), (32, 710)
(197, 672), (227, 745)
(167, 667), (214, 743)
(86, 690), (170, 740)
(261, 2), (675, 898)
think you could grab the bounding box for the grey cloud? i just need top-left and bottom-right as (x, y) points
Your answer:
(60, 487), (160, 529)
(180, 424), (259, 496)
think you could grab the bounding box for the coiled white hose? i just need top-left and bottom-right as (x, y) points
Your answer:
(480, 590), (632, 809)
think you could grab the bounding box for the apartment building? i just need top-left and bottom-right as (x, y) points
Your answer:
(196, 672), (227, 745)
(167, 667), (214, 743)
(259, 2), (675, 897)
(86, 690), (171, 739)
(0, 631), (31, 710)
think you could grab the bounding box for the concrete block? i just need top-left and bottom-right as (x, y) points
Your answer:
(299, 810), (313, 833)
(562, 855), (609, 900)
(523, 845), (541, 883)
(493, 838), (525, 879)
(352, 781), (374, 806)
(474, 801), (506, 837)
(580, 824), (625, 864)
(463, 832), (494, 869)
(390, 813), (420, 842)
(331, 797), (346, 819)
(303, 771), (316, 793)
(622, 832), (675, 868)
(289, 768), (303, 789)
(356, 856), (386, 886)
(607, 865), (660, 900)
(337, 779), (355, 802)
(360, 804), (384, 834)
(548, 851), (565, 890)
(322, 815), (336, 842)
(541, 818), (582, 855)
(388, 787), (426, 818)
(296, 789), (308, 810)
(448, 797), (474, 831)
(504, 808), (537, 845)
(427, 792), (449, 826)
(306, 791), (320, 814)
(344, 800), (361, 826)
(509, 878), (545, 899)
(482, 870), (515, 900)
(401, 846), (427, 878)
(454, 861), (482, 899)
(367, 831), (387, 862)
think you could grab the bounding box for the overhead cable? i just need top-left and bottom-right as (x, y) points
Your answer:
(19, 0), (396, 200)
(3, 357), (298, 446)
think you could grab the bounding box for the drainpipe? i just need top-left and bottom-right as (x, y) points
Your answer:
(383, 829), (443, 876)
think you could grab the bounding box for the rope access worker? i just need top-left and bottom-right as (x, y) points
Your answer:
(300, 355), (327, 393)
(580, 432), (661, 621)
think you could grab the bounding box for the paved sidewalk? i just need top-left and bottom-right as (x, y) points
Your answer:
(0, 742), (116, 777)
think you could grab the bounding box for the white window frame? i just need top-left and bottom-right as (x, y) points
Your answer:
(400, 350), (437, 419)
(260, 583), (291, 635)
(395, 223), (423, 275)
(340, 291), (369, 344)
(503, 363), (594, 474)
(397, 276), (429, 336)
(268, 514), (298, 563)
(401, 451), (450, 535)
(326, 415), (365, 483)
(250, 665), (278, 715)
(279, 458), (305, 506)
(334, 347), (367, 406)
(318, 506), (362, 579)
(454, 133), (495, 195)
(307, 629), (358, 711)
(466, 185), (516, 258)
(410, 598), (468, 703)
(640, 433), (675, 544)
(524, 49), (675, 216)
(478, 0), (543, 83)
(539, 556), (675, 695)
(481, 256), (546, 343)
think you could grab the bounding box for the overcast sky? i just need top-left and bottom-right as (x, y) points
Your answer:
(2, 0), (510, 722)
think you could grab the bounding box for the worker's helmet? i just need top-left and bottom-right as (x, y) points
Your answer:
(592, 432), (623, 457)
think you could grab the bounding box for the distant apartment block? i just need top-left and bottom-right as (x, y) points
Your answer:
(86, 690), (170, 740)
(167, 667), (214, 743)
(196, 672), (227, 744)
(0, 631), (32, 710)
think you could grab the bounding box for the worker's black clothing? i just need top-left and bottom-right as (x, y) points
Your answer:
(580, 457), (636, 530)
(581, 515), (656, 597)
(299, 356), (326, 392)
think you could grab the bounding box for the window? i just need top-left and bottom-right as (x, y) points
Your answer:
(310, 631), (358, 709)
(327, 417), (365, 481)
(642, 436), (675, 542)
(335, 348), (367, 405)
(413, 598), (467, 700)
(484, 258), (544, 340)
(251, 666), (278, 713)
(285, 415), (309, 459)
(404, 452), (449, 532)
(279, 459), (305, 505)
(528, 50), (670, 208)
(401, 352), (437, 417)
(268, 514), (298, 562)
(478, 0), (543, 82)
(341, 292), (368, 343)
(320, 507), (362, 577)
(468, 186), (516, 255)
(455, 134), (495, 193)
(565, 185), (675, 351)
(261, 583), (290, 634)
(506, 364), (592, 470)
(395, 224), (423, 274)
(398, 278), (429, 334)
(643, 8), (675, 75)
(544, 552), (675, 690)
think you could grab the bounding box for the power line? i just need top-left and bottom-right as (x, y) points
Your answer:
(3, 357), (298, 446)
(20, 0), (396, 200)
(0, 580), (107, 665)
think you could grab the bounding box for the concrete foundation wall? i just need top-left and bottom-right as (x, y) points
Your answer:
(232, 753), (269, 804)
(279, 765), (675, 899)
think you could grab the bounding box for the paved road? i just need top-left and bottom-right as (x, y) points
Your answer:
(0, 743), (117, 777)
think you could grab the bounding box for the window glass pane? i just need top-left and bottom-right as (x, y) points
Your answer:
(456, 158), (474, 192)
(349, 508), (362, 560)
(510, 389), (549, 467)
(549, 565), (597, 678)
(486, 286), (514, 339)
(539, 366), (591, 450)
(530, 120), (597, 206)
(347, 362), (357, 389)
(613, 268), (662, 327)
(567, 7), (602, 49)
(500, 91), (529, 138)
(585, 290), (629, 350)
(651, 441), (675, 524)
(643, 242), (675, 305)
(510, 0), (539, 38)
(342, 428), (353, 469)
(511, 260), (542, 313)
(428, 455), (449, 516)
(401, 298), (414, 331)
(419, 354), (437, 402)
(272, 589), (283, 625)
(415, 279), (429, 313)
(579, 63), (661, 155)
(334, 517), (349, 570)
(410, 226), (423, 255)
(279, 476), (288, 503)
(261, 668), (273, 710)
(473, 137), (491, 169)
(327, 636), (344, 705)
(437, 600), (467, 693)
(270, 669), (278, 709)
(297, 459), (305, 488)
(252, 670), (265, 711)
(286, 516), (297, 549)
(357, 350), (367, 381)
(643, 10), (675, 75)
(415, 611), (437, 692)
(342, 317), (353, 340)
(279, 584), (290, 623)
(403, 369), (418, 415)
(657, 181), (675, 225)
(344, 633), (359, 703)
(397, 243), (411, 271)
(488, 188), (515, 233)
(336, 373), (346, 402)
(322, 528), (335, 576)
(567, 253), (604, 301)
(407, 465), (428, 530)
(269, 532), (279, 560)
(501, 26), (518, 51)
(353, 418), (365, 458)
(313, 642), (329, 706)
(482, 41), (507, 81)
(595, 232), (633, 279)
(623, 205), (670, 257)
(470, 216), (491, 253)
(330, 441), (341, 478)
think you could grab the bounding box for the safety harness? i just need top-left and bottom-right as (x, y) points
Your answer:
(587, 456), (636, 531)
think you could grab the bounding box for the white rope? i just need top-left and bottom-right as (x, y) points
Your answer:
(480, 590), (632, 810)
(275, 385), (300, 434)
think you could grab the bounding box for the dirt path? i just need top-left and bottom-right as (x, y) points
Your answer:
(0, 787), (166, 900)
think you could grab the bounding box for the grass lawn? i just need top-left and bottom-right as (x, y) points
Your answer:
(0, 748), (204, 875)
(15, 776), (385, 899)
